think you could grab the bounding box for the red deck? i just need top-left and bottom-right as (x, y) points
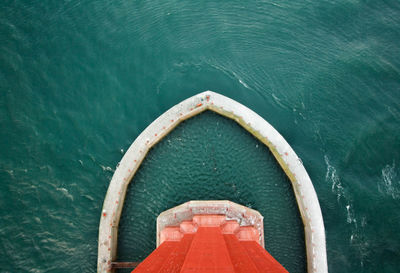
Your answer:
(132, 215), (288, 273)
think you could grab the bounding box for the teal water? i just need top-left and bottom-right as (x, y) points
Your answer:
(1, 0), (400, 272)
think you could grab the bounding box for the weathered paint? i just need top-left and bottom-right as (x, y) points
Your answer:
(97, 91), (328, 273)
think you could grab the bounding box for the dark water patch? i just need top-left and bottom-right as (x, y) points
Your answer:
(118, 111), (305, 272)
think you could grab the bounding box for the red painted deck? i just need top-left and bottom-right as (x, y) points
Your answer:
(132, 215), (288, 273)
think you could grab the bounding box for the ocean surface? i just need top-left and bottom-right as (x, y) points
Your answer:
(1, 0), (400, 272)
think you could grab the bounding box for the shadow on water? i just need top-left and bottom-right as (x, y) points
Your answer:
(117, 111), (306, 273)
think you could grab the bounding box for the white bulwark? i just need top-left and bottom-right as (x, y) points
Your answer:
(97, 91), (328, 273)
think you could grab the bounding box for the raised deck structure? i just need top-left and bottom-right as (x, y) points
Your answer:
(132, 201), (288, 273)
(97, 91), (328, 273)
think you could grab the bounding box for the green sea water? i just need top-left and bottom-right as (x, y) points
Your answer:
(1, 0), (400, 272)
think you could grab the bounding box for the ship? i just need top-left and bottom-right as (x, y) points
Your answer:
(97, 91), (328, 273)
